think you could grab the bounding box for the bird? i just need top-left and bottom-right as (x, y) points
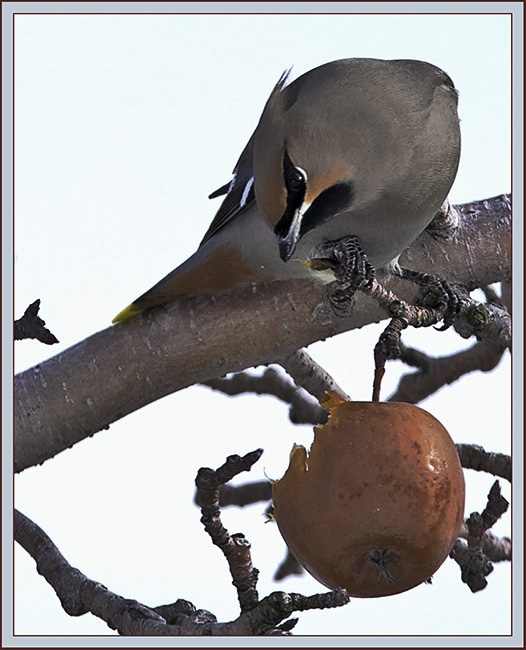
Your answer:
(112, 58), (460, 324)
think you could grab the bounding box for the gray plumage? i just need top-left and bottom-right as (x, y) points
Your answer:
(113, 58), (460, 322)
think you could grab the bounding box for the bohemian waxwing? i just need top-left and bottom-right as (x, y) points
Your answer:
(113, 58), (460, 323)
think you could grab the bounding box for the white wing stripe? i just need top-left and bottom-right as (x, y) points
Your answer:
(227, 171), (238, 195)
(240, 177), (254, 207)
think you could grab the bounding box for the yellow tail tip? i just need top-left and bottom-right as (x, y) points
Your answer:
(112, 304), (144, 323)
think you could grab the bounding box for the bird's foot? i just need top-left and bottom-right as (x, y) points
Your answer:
(312, 236), (375, 304)
(395, 267), (463, 330)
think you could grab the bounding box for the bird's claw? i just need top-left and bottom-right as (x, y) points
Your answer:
(396, 267), (463, 330)
(313, 235), (375, 302)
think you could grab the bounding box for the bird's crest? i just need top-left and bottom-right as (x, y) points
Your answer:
(260, 67), (294, 125)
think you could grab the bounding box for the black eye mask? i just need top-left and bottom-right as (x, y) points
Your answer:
(274, 149), (307, 239)
(299, 182), (354, 238)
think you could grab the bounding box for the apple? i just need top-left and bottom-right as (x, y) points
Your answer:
(272, 397), (465, 597)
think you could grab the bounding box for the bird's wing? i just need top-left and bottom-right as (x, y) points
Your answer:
(201, 70), (295, 247)
(200, 136), (256, 246)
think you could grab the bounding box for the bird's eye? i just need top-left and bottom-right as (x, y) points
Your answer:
(286, 168), (305, 192)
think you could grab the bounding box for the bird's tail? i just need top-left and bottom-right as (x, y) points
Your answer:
(111, 247), (210, 324)
(112, 303), (145, 323)
(111, 238), (266, 324)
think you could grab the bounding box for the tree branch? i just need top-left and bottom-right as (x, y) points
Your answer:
(456, 444), (511, 482)
(202, 367), (327, 425)
(278, 349), (350, 402)
(14, 299), (59, 345)
(196, 450), (263, 613)
(274, 550), (305, 582)
(390, 340), (506, 404)
(15, 450), (350, 635)
(219, 480), (273, 508)
(15, 194), (510, 472)
(458, 526), (511, 563)
(450, 481), (510, 592)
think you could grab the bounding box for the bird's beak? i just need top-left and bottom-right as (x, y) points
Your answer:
(278, 205), (307, 262)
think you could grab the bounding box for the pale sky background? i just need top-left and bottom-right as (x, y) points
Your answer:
(11, 8), (515, 641)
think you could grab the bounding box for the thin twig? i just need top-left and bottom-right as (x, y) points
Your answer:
(453, 302), (510, 348)
(241, 589), (349, 636)
(500, 281), (511, 312)
(390, 341), (506, 404)
(202, 368), (327, 425)
(274, 550), (304, 581)
(456, 444), (511, 482)
(450, 481), (510, 592)
(357, 277), (510, 349)
(458, 526), (511, 562)
(218, 481), (273, 508)
(14, 299), (59, 344)
(195, 450), (263, 613)
(278, 349), (350, 403)
(481, 284), (503, 306)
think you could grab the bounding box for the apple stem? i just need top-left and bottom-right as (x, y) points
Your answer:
(372, 317), (409, 401)
(372, 364), (385, 402)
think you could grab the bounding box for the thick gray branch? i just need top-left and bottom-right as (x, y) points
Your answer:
(15, 195), (510, 472)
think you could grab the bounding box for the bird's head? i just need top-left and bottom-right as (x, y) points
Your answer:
(253, 70), (355, 262)
(272, 146), (354, 261)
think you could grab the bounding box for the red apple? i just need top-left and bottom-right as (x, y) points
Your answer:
(272, 397), (465, 597)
